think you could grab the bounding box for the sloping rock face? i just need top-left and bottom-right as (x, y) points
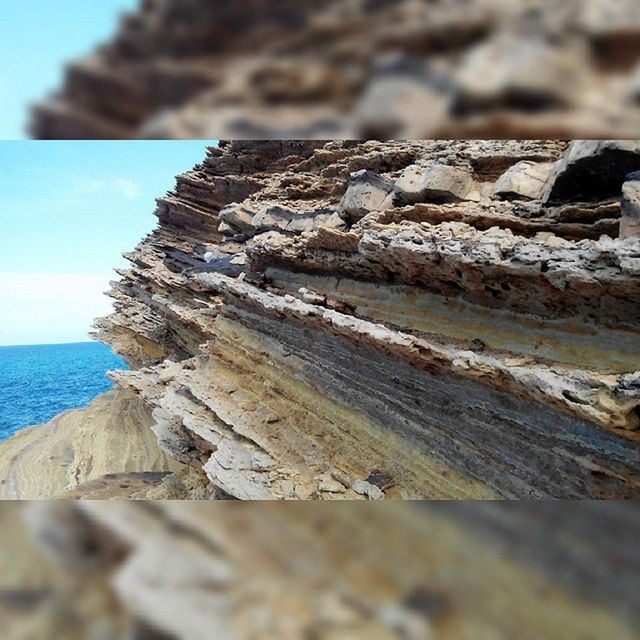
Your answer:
(2, 502), (639, 639)
(30, 0), (640, 139)
(0, 389), (194, 500)
(94, 140), (640, 499)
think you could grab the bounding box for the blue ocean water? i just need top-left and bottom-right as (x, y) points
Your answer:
(0, 342), (127, 441)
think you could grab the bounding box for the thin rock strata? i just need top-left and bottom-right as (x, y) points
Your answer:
(92, 139), (640, 500)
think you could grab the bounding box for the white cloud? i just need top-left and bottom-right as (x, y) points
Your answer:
(0, 273), (114, 346)
(72, 177), (142, 200)
(113, 179), (141, 200)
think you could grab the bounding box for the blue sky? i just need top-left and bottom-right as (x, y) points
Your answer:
(0, 0), (138, 138)
(0, 141), (211, 345)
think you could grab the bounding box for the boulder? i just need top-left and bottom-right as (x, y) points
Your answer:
(543, 141), (640, 204)
(492, 161), (554, 201)
(253, 205), (338, 234)
(454, 35), (581, 113)
(620, 172), (640, 239)
(354, 54), (450, 139)
(338, 170), (394, 223)
(394, 163), (473, 204)
(218, 202), (255, 235)
(252, 205), (296, 232)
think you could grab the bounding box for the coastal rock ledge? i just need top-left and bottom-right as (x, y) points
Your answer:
(7, 139), (640, 499)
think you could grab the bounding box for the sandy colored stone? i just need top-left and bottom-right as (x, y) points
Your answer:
(83, 140), (640, 500)
(0, 389), (183, 499)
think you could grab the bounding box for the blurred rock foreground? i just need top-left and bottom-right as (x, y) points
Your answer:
(2, 139), (638, 500)
(30, 0), (640, 139)
(0, 502), (638, 639)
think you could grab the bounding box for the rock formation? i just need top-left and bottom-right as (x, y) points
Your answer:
(31, 0), (640, 139)
(87, 139), (640, 500)
(1, 502), (638, 639)
(0, 389), (208, 500)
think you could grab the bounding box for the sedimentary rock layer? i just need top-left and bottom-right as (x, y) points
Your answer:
(90, 139), (640, 499)
(1, 502), (639, 639)
(0, 389), (193, 499)
(31, 0), (640, 139)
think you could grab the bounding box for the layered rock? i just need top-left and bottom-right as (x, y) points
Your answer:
(0, 389), (203, 500)
(1, 502), (639, 639)
(31, 0), (640, 139)
(90, 139), (640, 499)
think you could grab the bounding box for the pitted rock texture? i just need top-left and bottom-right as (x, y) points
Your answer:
(30, 0), (640, 140)
(90, 139), (640, 499)
(621, 173), (640, 239)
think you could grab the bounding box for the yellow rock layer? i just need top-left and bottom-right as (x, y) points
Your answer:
(0, 389), (183, 499)
(208, 317), (499, 499)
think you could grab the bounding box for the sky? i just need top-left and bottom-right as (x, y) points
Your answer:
(0, 0), (138, 138)
(0, 141), (212, 346)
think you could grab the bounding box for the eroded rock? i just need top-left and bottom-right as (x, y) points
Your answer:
(543, 140), (640, 204)
(394, 164), (474, 204)
(5, 140), (638, 501)
(338, 169), (394, 223)
(492, 160), (554, 201)
(620, 172), (640, 239)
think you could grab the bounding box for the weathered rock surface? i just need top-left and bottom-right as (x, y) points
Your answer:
(0, 389), (187, 499)
(30, 0), (640, 139)
(339, 170), (394, 222)
(492, 160), (553, 200)
(1, 502), (639, 639)
(621, 172), (640, 239)
(76, 139), (640, 500)
(543, 140), (640, 204)
(395, 164), (474, 204)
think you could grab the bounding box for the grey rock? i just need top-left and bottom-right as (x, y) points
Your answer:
(454, 35), (581, 113)
(543, 140), (640, 204)
(354, 53), (451, 139)
(320, 211), (347, 230)
(287, 213), (317, 234)
(492, 161), (553, 201)
(394, 164), (473, 204)
(352, 479), (384, 500)
(355, 76), (450, 140)
(253, 205), (336, 234)
(620, 176), (640, 239)
(252, 205), (296, 232)
(218, 202), (255, 234)
(217, 221), (234, 236)
(339, 170), (394, 223)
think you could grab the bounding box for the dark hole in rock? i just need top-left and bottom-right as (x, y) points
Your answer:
(403, 586), (450, 619)
(546, 149), (640, 204)
(366, 469), (395, 490)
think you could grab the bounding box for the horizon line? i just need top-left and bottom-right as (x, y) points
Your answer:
(0, 338), (102, 349)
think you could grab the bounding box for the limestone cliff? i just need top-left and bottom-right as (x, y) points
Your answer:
(31, 0), (640, 139)
(91, 139), (640, 499)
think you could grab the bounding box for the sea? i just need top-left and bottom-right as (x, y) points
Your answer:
(0, 342), (127, 442)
